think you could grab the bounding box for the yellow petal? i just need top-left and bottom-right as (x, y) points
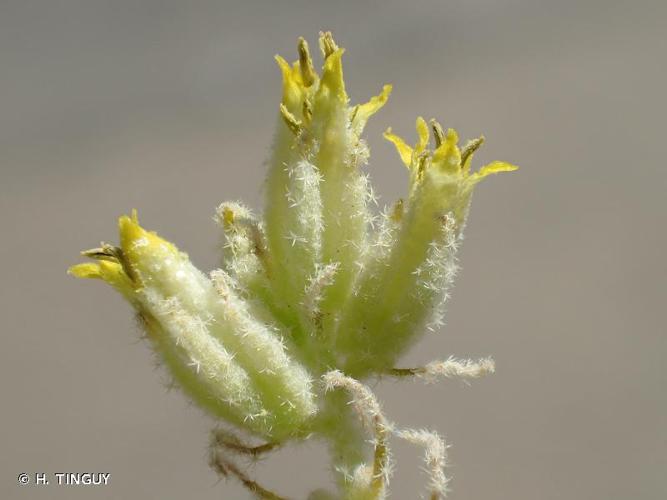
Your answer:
(470, 161), (519, 183)
(383, 128), (413, 168)
(353, 84), (392, 133)
(69, 260), (134, 296)
(118, 213), (179, 272)
(275, 55), (304, 112)
(415, 117), (429, 154)
(318, 48), (347, 102)
(68, 262), (103, 280)
(118, 214), (148, 252)
(432, 128), (461, 173)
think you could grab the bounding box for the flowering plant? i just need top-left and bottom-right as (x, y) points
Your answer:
(70, 32), (516, 499)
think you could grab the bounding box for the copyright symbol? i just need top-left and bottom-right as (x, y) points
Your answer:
(18, 473), (29, 485)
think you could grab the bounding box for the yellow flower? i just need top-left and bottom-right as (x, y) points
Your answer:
(384, 117), (518, 223)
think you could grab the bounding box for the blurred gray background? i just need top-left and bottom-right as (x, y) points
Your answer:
(1, 0), (665, 499)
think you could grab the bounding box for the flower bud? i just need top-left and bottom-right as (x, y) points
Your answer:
(336, 119), (517, 376)
(70, 212), (316, 439)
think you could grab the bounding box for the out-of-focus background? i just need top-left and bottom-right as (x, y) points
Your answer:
(2, 1), (665, 499)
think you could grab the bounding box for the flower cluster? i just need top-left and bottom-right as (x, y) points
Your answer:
(70, 32), (516, 499)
